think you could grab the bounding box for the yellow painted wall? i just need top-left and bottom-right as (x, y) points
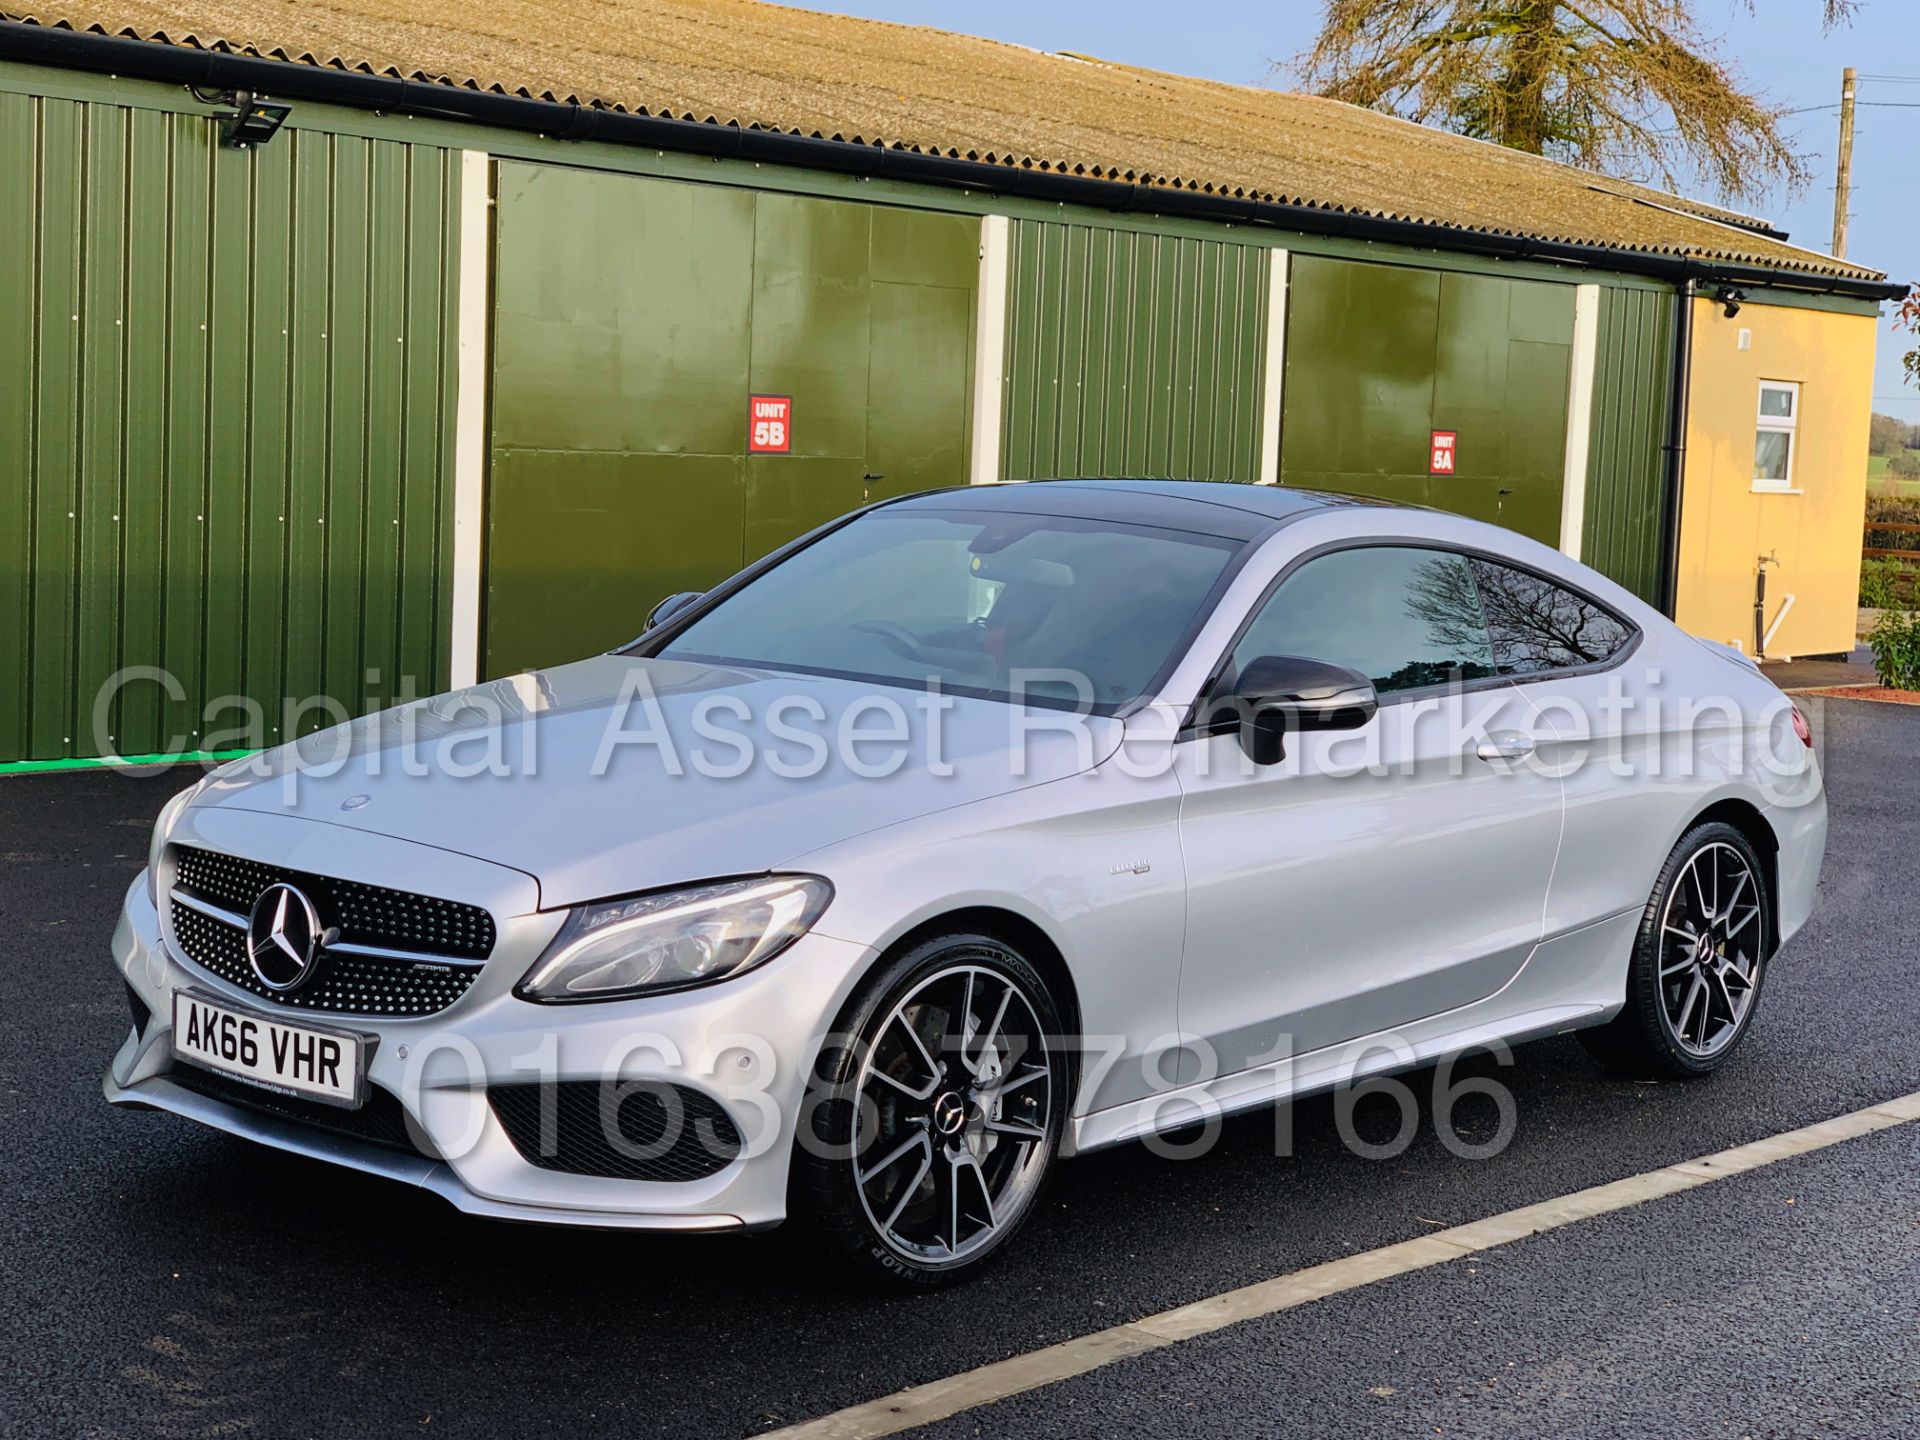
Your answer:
(1673, 298), (1875, 659)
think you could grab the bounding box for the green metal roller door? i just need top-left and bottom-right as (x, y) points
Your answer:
(1000, 219), (1268, 484)
(0, 89), (460, 765)
(1280, 255), (1574, 545)
(484, 163), (976, 679)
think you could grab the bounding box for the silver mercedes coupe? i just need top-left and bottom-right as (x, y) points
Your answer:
(108, 481), (1824, 1285)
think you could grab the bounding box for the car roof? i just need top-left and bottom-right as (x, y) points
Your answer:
(882, 479), (1410, 542)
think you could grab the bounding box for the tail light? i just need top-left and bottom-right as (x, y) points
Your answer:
(1791, 706), (1813, 748)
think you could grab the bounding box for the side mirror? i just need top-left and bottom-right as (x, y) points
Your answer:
(644, 590), (705, 632)
(1216, 654), (1377, 765)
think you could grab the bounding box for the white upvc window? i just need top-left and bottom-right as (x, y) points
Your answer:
(1752, 380), (1801, 493)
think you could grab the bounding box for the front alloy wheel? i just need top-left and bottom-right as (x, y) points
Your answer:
(798, 934), (1066, 1286)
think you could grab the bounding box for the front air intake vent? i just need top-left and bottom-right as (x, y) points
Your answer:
(489, 1082), (744, 1183)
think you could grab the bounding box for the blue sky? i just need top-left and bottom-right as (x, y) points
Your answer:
(809, 1), (1920, 421)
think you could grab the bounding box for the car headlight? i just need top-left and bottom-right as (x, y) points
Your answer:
(517, 875), (833, 1003)
(145, 782), (202, 906)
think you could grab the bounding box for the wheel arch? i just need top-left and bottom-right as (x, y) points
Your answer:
(830, 906), (1087, 1122)
(1683, 797), (1781, 956)
(876, 906), (1085, 1051)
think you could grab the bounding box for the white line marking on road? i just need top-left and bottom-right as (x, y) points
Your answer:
(764, 1090), (1920, 1440)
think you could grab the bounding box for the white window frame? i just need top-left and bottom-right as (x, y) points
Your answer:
(1752, 379), (1801, 494)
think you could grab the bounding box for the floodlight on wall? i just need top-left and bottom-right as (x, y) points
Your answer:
(189, 87), (292, 149)
(1714, 285), (1747, 319)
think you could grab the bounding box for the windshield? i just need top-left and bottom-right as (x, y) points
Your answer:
(659, 508), (1241, 712)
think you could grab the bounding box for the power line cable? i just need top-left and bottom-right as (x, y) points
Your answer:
(1782, 101), (1920, 114)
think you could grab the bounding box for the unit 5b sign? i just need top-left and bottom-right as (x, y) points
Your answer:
(1429, 430), (1457, 476)
(749, 395), (793, 454)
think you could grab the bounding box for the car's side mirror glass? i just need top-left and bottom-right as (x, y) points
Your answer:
(643, 590), (705, 633)
(1213, 654), (1378, 765)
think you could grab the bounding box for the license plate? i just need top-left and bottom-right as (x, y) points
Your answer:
(171, 992), (367, 1108)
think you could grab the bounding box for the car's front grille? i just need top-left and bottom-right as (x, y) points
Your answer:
(489, 1082), (744, 1183)
(169, 1064), (431, 1156)
(166, 844), (494, 1017)
(173, 846), (495, 958)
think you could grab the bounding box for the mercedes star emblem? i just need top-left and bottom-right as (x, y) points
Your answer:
(932, 1091), (968, 1137)
(246, 881), (323, 991)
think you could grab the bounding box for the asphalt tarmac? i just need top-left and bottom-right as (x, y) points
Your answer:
(2, 695), (1914, 1437)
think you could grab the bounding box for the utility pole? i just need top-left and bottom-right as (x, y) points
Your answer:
(1831, 65), (1856, 259)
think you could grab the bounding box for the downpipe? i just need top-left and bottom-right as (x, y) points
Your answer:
(1657, 281), (1697, 618)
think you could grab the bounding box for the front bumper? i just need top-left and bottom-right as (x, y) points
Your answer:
(108, 873), (874, 1231)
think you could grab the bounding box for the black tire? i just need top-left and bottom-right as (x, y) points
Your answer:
(1579, 821), (1773, 1080)
(794, 930), (1069, 1289)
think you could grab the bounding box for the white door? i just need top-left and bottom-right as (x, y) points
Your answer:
(1173, 544), (1564, 1079)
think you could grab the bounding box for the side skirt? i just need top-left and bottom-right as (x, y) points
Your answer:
(1067, 908), (1638, 1157)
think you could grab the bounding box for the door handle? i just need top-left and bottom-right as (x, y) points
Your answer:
(1474, 731), (1536, 763)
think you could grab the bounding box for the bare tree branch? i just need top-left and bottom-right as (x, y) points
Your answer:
(1288, 0), (1848, 202)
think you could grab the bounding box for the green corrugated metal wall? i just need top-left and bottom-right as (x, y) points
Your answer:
(0, 62), (1692, 766)
(1582, 287), (1676, 603)
(0, 89), (461, 763)
(1001, 219), (1267, 483)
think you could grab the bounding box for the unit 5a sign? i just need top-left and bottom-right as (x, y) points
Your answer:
(749, 395), (793, 454)
(1429, 430), (1458, 476)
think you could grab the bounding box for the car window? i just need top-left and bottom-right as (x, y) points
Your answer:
(1465, 558), (1634, 674)
(661, 509), (1240, 712)
(1232, 546), (1498, 694)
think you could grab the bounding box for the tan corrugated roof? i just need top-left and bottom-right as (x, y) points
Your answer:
(2, 0), (1887, 283)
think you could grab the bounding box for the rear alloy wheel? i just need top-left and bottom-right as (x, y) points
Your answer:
(798, 935), (1066, 1287)
(1580, 821), (1772, 1079)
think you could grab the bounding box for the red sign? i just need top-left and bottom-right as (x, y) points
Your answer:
(749, 395), (792, 454)
(1429, 430), (1457, 476)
